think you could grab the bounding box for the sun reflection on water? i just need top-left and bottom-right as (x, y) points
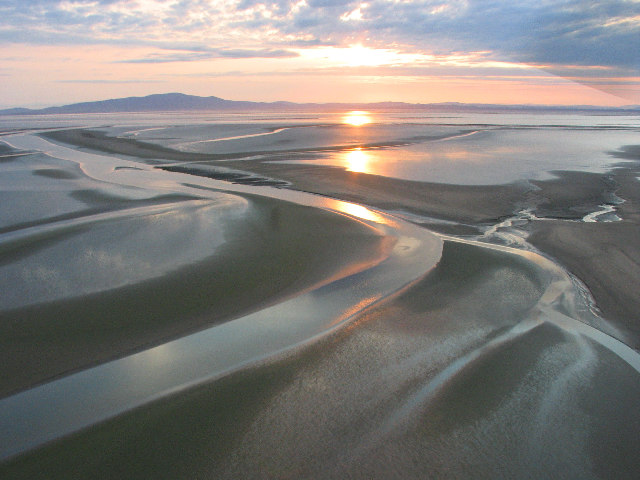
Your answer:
(344, 148), (370, 173)
(326, 198), (393, 226)
(343, 111), (372, 126)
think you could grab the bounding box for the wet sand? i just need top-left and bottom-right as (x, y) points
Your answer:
(0, 194), (393, 398)
(3, 126), (639, 478)
(42, 127), (640, 344)
(225, 159), (531, 224)
(43, 127), (463, 164)
(0, 139), (396, 397)
(223, 154), (640, 348)
(43, 129), (213, 163)
(43, 129), (529, 223)
(4, 241), (639, 479)
(528, 161), (640, 347)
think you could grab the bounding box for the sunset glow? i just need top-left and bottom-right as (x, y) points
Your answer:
(299, 45), (424, 68)
(0, 1), (638, 107)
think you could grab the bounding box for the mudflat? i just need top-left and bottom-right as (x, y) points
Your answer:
(5, 123), (637, 479)
(0, 169), (393, 398)
(528, 160), (640, 347)
(45, 127), (640, 347)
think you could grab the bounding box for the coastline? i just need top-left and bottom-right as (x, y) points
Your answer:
(0, 132), (447, 462)
(42, 127), (640, 347)
(527, 161), (640, 348)
(5, 237), (639, 479)
(0, 140), (397, 398)
(225, 153), (640, 348)
(2, 124), (640, 478)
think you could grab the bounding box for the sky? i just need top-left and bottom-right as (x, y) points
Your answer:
(1, 0), (639, 108)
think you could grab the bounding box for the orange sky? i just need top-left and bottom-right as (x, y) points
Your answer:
(0, 1), (638, 108)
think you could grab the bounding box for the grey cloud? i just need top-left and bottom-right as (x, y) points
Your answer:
(118, 48), (299, 63)
(0, 0), (638, 75)
(216, 48), (299, 58)
(236, 0), (292, 15)
(274, 0), (640, 72)
(307, 0), (353, 7)
(117, 52), (216, 63)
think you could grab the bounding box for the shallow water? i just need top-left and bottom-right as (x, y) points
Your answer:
(0, 135), (251, 309)
(1, 112), (639, 478)
(270, 126), (640, 184)
(30, 110), (636, 185)
(0, 208), (439, 461)
(0, 131), (442, 460)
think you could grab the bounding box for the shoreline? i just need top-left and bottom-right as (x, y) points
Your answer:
(0, 137), (399, 398)
(2, 124), (640, 477)
(527, 162), (640, 348)
(39, 128), (640, 347)
(225, 152), (640, 348)
(0, 132), (445, 459)
(5, 236), (639, 478)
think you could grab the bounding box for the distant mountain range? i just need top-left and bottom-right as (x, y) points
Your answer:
(1, 92), (638, 115)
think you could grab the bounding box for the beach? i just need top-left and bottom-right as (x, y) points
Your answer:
(221, 155), (640, 347)
(528, 156), (640, 347)
(55, 119), (639, 345)
(1, 112), (639, 478)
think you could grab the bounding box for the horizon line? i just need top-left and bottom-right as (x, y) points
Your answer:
(2, 92), (639, 113)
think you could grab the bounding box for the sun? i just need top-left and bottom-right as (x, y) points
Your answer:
(342, 111), (372, 126)
(298, 44), (421, 68)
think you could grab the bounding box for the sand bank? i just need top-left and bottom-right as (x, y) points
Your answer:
(0, 135), (446, 460)
(528, 163), (640, 347)
(38, 128), (640, 345)
(43, 127), (465, 164)
(4, 240), (638, 479)
(4, 127), (637, 478)
(0, 177), (394, 398)
(224, 155), (640, 348)
(2, 131), (451, 464)
(223, 159), (530, 224)
(39, 128), (640, 347)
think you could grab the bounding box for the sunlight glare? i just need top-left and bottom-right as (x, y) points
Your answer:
(343, 111), (372, 126)
(298, 44), (424, 68)
(344, 147), (371, 173)
(329, 199), (389, 225)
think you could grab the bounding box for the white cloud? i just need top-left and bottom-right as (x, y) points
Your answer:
(0, 0), (638, 103)
(341, 3), (367, 21)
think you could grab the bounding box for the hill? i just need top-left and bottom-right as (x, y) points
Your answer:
(1, 93), (638, 115)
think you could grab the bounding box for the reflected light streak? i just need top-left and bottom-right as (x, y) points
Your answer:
(343, 111), (372, 126)
(329, 295), (383, 327)
(327, 198), (392, 226)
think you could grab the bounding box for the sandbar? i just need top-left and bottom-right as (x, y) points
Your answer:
(40, 128), (640, 347)
(5, 240), (638, 479)
(0, 192), (393, 398)
(224, 151), (640, 348)
(2, 124), (640, 478)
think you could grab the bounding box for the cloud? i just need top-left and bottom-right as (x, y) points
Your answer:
(118, 52), (217, 64)
(56, 79), (163, 83)
(0, 0), (638, 76)
(117, 48), (299, 63)
(216, 48), (299, 58)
